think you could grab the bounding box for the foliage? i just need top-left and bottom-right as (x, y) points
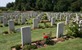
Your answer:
(2, 31), (8, 34)
(26, 19), (33, 24)
(47, 31), (52, 38)
(14, 21), (20, 25)
(39, 23), (45, 29)
(66, 22), (79, 37)
(41, 14), (48, 20)
(23, 44), (37, 50)
(44, 23), (52, 28)
(6, 0), (82, 12)
(36, 38), (82, 50)
(69, 0), (82, 12)
(11, 45), (21, 50)
(0, 24), (3, 27)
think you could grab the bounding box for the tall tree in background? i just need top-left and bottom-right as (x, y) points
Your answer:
(42, 0), (53, 11)
(69, 0), (82, 12)
(14, 0), (22, 11)
(6, 0), (82, 12)
(29, 0), (36, 10)
(6, 2), (14, 8)
(53, 0), (69, 12)
(36, 0), (42, 10)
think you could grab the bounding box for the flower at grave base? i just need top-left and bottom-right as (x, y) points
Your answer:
(43, 35), (49, 39)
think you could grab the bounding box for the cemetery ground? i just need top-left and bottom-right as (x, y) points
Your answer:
(0, 22), (82, 50)
(0, 20), (65, 50)
(36, 38), (82, 50)
(0, 12), (82, 50)
(0, 27), (82, 50)
(0, 21), (57, 50)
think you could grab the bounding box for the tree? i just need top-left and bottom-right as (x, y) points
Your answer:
(42, 0), (53, 11)
(5, 0), (82, 12)
(69, 0), (82, 12)
(6, 2), (14, 8)
(36, 0), (42, 10)
(53, 0), (69, 12)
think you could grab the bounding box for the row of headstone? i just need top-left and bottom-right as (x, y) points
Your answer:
(1, 12), (82, 29)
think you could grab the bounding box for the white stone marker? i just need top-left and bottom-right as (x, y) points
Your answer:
(79, 20), (82, 31)
(0, 16), (3, 23)
(8, 19), (15, 32)
(3, 17), (7, 26)
(56, 22), (64, 38)
(51, 17), (55, 26)
(33, 18), (38, 29)
(21, 17), (26, 24)
(59, 14), (62, 20)
(21, 26), (31, 46)
(46, 13), (51, 21)
(65, 16), (69, 25)
(76, 13), (80, 24)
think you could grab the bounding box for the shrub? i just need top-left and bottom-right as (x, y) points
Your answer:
(23, 44), (37, 50)
(41, 14), (47, 20)
(44, 23), (51, 28)
(66, 22), (79, 37)
(5, 24), (8, 26)
(23, 45), (31, 50)
(47, 31), (52, 38)
(27, 19), (33, 24)
(0, 24), (3, 27)
(11, 45), (21, 50)
(44, 38), (54, 45)
(14, 21), (20, 25)
(31, 45), (37, 49)
(2, 31), (8, 34)
(43, 32), (54, 45)
(38, 23), (45, 29)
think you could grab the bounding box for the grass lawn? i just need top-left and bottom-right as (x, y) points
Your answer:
(0, 24), (57, 50)
(0, 20), (80, 50)
(36, 38), (82, 50)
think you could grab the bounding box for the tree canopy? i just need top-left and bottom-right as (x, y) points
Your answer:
(6, 0), (82, 12)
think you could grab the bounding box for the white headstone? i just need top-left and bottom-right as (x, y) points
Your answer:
(59, 13), (62, 20)
(79, 20), (82, 31)
(56, 22), (64, 38)
(3, 17), (7, 26)
(8, 20), (15, 32)
(21, 17), (26, 24)
(76, 13), (80, 22)
(21, 26), (31, 46)
(33, 18), (38, 29)
(51, 17), (55, 26)
(65, 16), (69, 25)
(0, 16), (3, 23)
(46, 13), (51, 21)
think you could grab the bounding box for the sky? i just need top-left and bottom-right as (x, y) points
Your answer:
(0, 0), (15, 7)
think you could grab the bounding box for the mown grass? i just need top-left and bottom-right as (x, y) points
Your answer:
(0, 20), (79, 50)
(0, 23), (57, 50)
(36, 38), (82, 50)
